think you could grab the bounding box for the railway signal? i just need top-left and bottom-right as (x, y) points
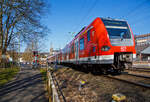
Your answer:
(32, 51), (39, 68)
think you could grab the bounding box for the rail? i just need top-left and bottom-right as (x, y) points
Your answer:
(126, 73), (150, 79)
(126, 69), (150, 73)
(104, 75), (150, 89)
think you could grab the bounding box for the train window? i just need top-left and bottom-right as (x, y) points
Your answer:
(80, 38), (84, 50)
(87, 30), (90, 42)
(67, 47), (69, 53)
(72, 44), (74, 53)
(107, 28), (131, 39)
(93, 47), (96, 52)
(69, 47), (71, 53)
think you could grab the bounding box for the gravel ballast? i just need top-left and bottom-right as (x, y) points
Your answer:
(53, 67), (150, 102)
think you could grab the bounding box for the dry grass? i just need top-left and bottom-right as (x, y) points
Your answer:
(40, 68), (47, 81)
(0, 68), (19, 87)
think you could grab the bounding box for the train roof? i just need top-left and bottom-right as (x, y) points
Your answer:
(135, 33), (150, 38)
(64, 17), (127, 49)
(75, 26), (86, 37)
(66, 18), (98, 46)
(100, 17), (126, 21)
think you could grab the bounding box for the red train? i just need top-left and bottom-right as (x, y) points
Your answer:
(48, 17), (136, 73)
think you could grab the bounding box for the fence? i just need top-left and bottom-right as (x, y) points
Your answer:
(46, 68), (60, 102)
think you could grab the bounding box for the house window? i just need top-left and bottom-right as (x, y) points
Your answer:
(87, 30), (90, 42)
(80, 38), (84, 50)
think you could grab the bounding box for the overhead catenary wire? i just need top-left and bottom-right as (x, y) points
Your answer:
(65, 0), (88, 45)
(65, 0), (96, 44)
(71, 0), (89, 31)
(124, 0), (150, 35)
(125, 0), (149, 19)
(131, 3), (150, 25)
(130, 12), (150, 26)
(79, 0), (99, 27)
(73, 0), (99, 34)
(68, 0), (149, 43)
(124, 0), (150, 19)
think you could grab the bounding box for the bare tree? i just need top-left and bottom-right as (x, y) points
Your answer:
(0, 0), (50, 64)
(8, 42), (19, 62)
(22, 43), (33, 62)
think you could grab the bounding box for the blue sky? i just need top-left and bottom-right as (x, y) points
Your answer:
(27, 0), (150, 52)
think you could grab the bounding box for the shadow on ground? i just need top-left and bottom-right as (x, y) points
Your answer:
(0, 69), (48, 102)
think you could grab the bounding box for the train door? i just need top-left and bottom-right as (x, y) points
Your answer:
(75, 39), (79, 62)
(67, 47), (69, 61)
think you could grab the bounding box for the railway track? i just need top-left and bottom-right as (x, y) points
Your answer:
(126, 68), (150, 73)
(104, 74), (150, 89)
(133, 68), (150, 70)
(51, 66), (150, 102)
(126, 73), (150, 79)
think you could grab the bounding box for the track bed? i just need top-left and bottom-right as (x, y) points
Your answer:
(52, 66), (150, 102)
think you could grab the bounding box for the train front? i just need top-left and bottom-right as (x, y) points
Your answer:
(100, 18), (136, 71)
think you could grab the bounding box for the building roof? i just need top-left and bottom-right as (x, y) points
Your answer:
(141, 46), (150, 54)
(135, 33), (150, 38)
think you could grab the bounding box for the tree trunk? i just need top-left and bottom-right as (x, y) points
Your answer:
(0, 48), (7, 68)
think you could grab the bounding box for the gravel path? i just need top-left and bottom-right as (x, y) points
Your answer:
(0, 66), (48, 102)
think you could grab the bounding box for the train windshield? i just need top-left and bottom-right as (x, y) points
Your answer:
(106, 27), (131, 39)
(102, 19), (131, 39)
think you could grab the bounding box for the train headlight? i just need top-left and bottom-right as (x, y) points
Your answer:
(101, 46), (110, 51)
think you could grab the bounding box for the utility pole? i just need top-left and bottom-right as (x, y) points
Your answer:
(16, 32), (21, 66)
(50, 42), (53, 56)
(19, 32), (20, 65)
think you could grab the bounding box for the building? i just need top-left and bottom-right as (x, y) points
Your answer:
(135, 33), (150, 61)
(0, 50), (17, 63)
(49, 48), (60, 56)
(38, 52), (49, 65)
